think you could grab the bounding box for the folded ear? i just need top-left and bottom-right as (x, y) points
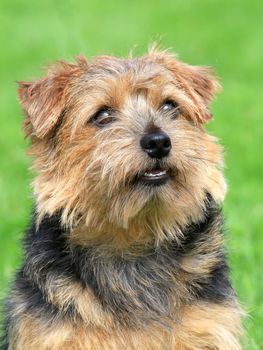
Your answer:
(148, 48), (221, 123)
(18, 77), (65, 138)
(17, 58), (87, 138)
(177, 63), (221, 122)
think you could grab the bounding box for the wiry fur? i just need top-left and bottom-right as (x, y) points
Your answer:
(2, 48), (243, 349)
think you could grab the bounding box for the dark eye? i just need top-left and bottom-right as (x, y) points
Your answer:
(161, 100), (180, 118)
(90, 107), (115, 127)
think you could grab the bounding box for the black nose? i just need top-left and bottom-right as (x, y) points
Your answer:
(140, 131), (171, 159)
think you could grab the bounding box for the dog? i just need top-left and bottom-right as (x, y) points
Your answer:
(2, 47), (243, 349)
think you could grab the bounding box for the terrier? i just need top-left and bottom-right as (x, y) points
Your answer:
(2, 48), (243, 349)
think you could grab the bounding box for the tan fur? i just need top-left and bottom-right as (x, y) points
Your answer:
(9, 303), (242, 350)
(44, 276), (114, 328)
(175, 303), (243, 350)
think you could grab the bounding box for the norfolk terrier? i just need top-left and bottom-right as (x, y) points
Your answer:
(2, 47), (243, 349)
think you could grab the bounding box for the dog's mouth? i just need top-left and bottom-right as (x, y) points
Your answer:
(135, 165), (172, 186)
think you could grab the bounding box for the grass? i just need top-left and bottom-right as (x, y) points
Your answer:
(0, 0), (262, 348)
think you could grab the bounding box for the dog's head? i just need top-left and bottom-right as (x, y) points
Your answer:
(18, 48), (226, 247)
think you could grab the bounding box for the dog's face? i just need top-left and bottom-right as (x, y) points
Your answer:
(18, 49), (226, 246)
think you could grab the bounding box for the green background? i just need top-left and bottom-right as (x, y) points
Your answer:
(0, 0), (262, 348)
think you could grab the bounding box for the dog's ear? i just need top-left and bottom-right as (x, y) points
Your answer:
(18, 75), (66, 139)
(148, 47), (221, 123)
(17, 58), (87, 139)
(175, 63), (221, 122)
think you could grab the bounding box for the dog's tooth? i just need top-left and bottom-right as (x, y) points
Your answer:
(143, 170), (167, 177)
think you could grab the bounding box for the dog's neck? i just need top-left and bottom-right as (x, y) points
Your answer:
(65, 192), (215, 255)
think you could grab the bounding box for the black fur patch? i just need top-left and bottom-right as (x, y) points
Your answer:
(1, 195), (234, 341)
(71, 243), (181, 327)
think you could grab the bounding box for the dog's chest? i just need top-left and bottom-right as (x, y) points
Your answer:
(29, 321), (177, 350)
(72, 244), (185, 327)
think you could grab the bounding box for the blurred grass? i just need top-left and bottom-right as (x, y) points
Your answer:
(0, 0), (262, 348)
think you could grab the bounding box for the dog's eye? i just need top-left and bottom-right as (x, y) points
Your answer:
(91, 108), (115, 127)
(161, 100), (180, 118)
